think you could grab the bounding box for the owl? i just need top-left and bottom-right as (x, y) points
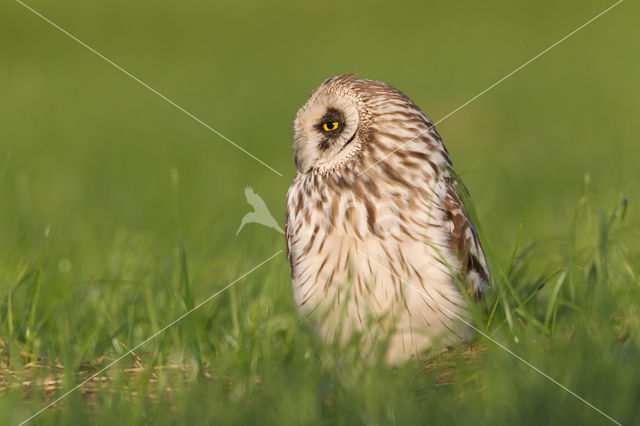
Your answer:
(285, 74), (490, 364)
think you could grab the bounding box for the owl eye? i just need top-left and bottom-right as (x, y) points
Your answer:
(322, 121), (340, 132)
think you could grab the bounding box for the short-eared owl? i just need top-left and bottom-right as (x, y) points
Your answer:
(285, 74), (490, 363)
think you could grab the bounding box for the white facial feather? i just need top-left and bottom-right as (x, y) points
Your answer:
(293, 88), (361, 174)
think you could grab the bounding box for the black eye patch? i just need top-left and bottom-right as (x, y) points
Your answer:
(317, 108), (344, 151)
(317, 108), (344, 134)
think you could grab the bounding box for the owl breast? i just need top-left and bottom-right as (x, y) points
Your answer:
(285, 168), (472, 363)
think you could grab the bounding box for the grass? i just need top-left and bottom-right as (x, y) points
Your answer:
(1, 0), (639, 424)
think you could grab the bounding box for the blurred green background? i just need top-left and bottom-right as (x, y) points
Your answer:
(1, 0), (639, 424)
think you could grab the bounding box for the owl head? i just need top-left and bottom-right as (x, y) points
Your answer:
(292, 74), (372, 174)
(293, 74), (432, 175)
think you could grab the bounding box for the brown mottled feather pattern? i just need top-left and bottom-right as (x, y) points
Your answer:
(286, 74), (490, 363)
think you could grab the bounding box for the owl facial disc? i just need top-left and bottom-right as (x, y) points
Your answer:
(293, 88), (361, 174)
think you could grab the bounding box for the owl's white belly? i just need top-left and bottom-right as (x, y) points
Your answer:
(290, 223), (469, 364)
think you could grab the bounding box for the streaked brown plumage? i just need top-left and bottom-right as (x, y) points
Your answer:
(285, 74), (490, 363)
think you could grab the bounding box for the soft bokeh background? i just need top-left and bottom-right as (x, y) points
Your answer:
(1, 0), (638, 424)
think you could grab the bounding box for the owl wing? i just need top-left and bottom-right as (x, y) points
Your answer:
(439, 171), (492, 299)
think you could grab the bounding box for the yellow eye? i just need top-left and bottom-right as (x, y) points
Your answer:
(322, 121), (340, 132)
